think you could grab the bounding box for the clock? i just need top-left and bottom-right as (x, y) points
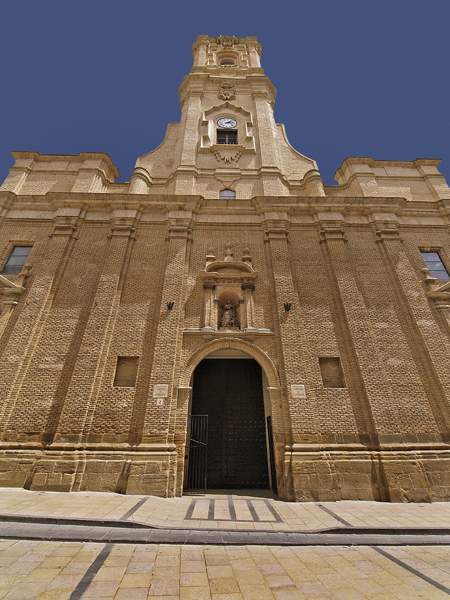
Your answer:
(217, 117), (237, 129)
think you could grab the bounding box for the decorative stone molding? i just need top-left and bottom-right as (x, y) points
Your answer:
(319, 222), (346, 242)
(167, 211), (193, 240)
(422, 268), (450, 328)
(109, 216), (138, 239)
(199, 101), (255, 154)
(214, 35), (239, 48)
(317, 213), (347, 242)
(263, 212), (289, 242)
(50, 217), (79, 238)
(108, 210), (140, 238)
(0, 266), (31, 335)
(180, 336), (280, 388)
(371, 215), (401, 242)
(206, 37), (251, 68)
(218, 82), (236, 101)
(213, 149), (242, 165)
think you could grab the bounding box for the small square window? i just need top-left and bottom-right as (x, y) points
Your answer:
(114, 357), (139, 387)
(1, 245), (32, 275)
(219, 189), (236, 200)
(319, 357), (346, 388)
(420, 250), (449, 281)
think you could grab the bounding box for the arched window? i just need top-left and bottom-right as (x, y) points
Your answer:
(219, 189), (236, 200)
(218, 52), (237, 67)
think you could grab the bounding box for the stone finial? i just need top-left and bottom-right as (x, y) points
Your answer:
(205, 247), (216, 266)
(16, 264), (32, 287)
(242, 247), (252, 264)
(421, 267), (438, 290)
(224, 243), (234, 262)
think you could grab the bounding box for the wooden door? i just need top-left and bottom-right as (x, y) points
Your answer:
(189, 359), (269, 489)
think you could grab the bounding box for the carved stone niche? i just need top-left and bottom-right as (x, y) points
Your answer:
(201, 244), (258, 332)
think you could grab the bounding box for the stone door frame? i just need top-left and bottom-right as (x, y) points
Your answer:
(175, 338), (290, 498)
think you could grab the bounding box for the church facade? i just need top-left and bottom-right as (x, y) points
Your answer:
(0, 35), (450, 502)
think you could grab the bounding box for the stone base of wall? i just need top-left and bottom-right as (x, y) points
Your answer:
(0, 447), (177, 497)
(289, 447), (450, 502)
(0, 446), (449, 501)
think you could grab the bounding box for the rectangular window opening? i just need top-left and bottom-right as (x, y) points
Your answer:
(420, 250), (449, 281)
(217, 129), (238, 145)
(1, 245), (32, 275)
(319, 357), (346, 388)
(114, 356), (139, 388)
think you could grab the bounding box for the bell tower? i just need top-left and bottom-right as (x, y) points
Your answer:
(130, 35), (323, 198)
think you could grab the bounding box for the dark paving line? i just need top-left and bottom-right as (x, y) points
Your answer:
(208, 499), (215, 520)
(120, 497), (148, 521)
(247, 500), (260, 522)
(263, 499), (283, 523)
(69, 542), (113, 600)
(184, 499), (196, 520)
(373, 546), (450, 596)
(317, 503), (353, 527)
(227, 496), (236, 521)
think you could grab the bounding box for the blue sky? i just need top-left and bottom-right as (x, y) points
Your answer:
(1, 0), (449, 186)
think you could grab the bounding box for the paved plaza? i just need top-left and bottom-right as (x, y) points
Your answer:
(0, 488), (449, 531)
(0, 540), (449, 599)
(0, 489), (449, 598)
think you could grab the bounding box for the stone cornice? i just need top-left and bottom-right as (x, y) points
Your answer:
(11, 151), (119, 180)
(0, 191), (449, 228)
(337, 155), (442, 170)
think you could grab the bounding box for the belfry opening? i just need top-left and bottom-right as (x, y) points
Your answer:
(185, 356), (276, 493)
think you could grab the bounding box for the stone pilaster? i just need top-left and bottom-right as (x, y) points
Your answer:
(51, 211), (138, 445)
(318, 215), (395, 444)
(0, 192), (14, 227)
(373, 217), (450, 438)
(202, 283), (217, 330)
(0, 210), (81, 441)
(138, 211), (192, 495)
(263, 212), (318, 496)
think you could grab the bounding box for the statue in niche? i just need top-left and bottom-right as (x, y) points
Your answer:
(219, 301), (240, 329)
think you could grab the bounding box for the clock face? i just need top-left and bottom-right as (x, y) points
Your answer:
(217, 117), (237, 129)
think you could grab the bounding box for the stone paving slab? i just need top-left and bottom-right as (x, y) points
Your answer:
(0, 488), (449, 533)
(0, 540), (450, 599)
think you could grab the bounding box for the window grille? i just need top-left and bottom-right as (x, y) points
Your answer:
(217, 129), (238, 145)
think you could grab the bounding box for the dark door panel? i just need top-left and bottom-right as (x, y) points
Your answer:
(188, 359), (269, 489)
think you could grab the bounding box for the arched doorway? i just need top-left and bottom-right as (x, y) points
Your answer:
(185, 356), (276, 491)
